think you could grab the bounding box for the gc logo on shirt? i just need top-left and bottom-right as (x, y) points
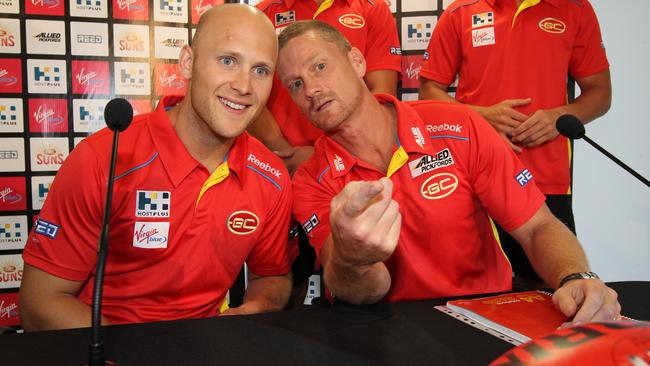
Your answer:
(227, 211), (259, 235)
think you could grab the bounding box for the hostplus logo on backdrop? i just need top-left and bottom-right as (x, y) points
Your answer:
(155, 0), (187, 23)
(401, 16), (437, 51)
(0, 216), (27, 250)
(115, 62), (150, 95)
(73, 99), (107, 133)
(0, 99), (22, 132)
(31, 176), (54, 210)
(28, 59), (67, 94)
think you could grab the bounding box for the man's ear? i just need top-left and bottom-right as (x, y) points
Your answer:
(348, 47), (367, 78)
(178, 45), (194, 79)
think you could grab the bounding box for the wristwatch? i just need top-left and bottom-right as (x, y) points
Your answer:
(559, 271), (600, 288)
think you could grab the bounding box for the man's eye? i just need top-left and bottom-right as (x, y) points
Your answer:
(316, 63), (326, 71)
(254, 67), (269, 77)
(220, 56), (235, 66)
(290, 80), (303, 91)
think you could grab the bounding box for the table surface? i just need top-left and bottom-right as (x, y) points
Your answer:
(2, 281), (648, 365)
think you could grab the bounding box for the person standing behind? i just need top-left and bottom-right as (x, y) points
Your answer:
(252, 0), (402, 174)
(19, 4), (294, 331)
(419, 0), (612, 287)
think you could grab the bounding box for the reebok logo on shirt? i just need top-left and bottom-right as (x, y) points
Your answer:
(248, 154), (282, 179)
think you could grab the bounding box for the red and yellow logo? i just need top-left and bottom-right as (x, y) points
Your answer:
(339, 14), (365, 29)
(227, 211), (259, 235)
(538, 18), (566, 34)
(421, 173), (458, 200)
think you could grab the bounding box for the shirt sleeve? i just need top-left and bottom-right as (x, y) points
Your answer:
(363, 1), (402, 75)
(22, 141), (105, 281)
(420, 9), (462, 85)
(569, 0), (609, 78)
(464, 109), (546, 231)
(246, 171), (296, 277)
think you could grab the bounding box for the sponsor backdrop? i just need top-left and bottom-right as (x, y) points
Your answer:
(0, 0), (450, 328)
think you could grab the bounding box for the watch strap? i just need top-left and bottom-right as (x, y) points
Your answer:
(559, 271), (600, 288)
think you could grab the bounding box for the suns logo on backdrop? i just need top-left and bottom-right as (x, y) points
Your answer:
(0, 98), (23, 133)
(0, 19), (20, 54)
(27, 59), (67, 94)
(70, 0), (107, 18)
(401, 16), (437, 51)
(26, 19), (66, 55)
(70, 21), (109, 56)
(0, 216), (27, 250)
(72, 60), (110, 95)
(155, 0), (188, 23)
(113, 0), (149, 20)
(25, 0), (64, 16)
(29, 137), (69, 172)
(114, 62), (151, 95)
(0, 139), (25, 173)
(155, 26), (188, 59)
(113, 24), (150, 58)
(0, 59), (22, 93)
(28, 99), (68, 133)
(31, 176), (54, 211)
(0, 255), (24, 289)
(73, 99), (107, 134)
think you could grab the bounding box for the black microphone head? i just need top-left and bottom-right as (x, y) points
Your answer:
(556, 114), (585, 139)
(104, 98), (134, 132)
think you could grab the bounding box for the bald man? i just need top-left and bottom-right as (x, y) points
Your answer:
(20, 4), (294, 331)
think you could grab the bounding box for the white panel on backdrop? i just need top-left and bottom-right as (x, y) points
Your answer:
(70, 21), (109, 57)
(402, 0), (437, 13)
(27, 59), (67, 94)
(0, 18), (20, 54)
(114, 62), (151, 95)
(70, 0), (108, 18)
(113, 24), (150, 58)
(155, 26), (188, 60)
(0, 216), (27, 251)
(401, 93), (419, 101)
(26, 19), (66, 55)
(0, 138), (25, 172)
(401, 16), (437, 51)
(154, 0), (188, 23)
(385, 0), (396, 13)
(31, 175), (54, 211)
(0, 0), (19, 14)
(29, 137), (69, 172)
(0, 98), (24, 133)
(73, 98), (108, 133)
(443, 0), (454, 9)
(0, 254), (23, 289)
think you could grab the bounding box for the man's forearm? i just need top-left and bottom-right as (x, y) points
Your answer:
(236, 273), (292, 314)
(20, 293), (109, 331)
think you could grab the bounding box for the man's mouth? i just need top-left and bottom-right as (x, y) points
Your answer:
(219, 97), (247, 111)
(313, 99), (332, 113)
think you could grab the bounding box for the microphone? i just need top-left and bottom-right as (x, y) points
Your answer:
(89, 98), (134, 366)
(556, 114), (649, 188)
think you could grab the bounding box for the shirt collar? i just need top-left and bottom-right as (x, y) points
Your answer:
(281, 0), (353, 10)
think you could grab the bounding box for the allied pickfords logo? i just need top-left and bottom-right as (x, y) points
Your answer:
(72, 60), (110, 95)
(402, 16), (436, 51)
(409, 148), (454, 178)
(29, 99), (68, 133)
(401, 55), (422, 89)
(27, 59), (67, 94)
(538, 17), (566, 34)
(154, 64), (187, 96)
(420, 172), (458, 200)
(30, 137), (69, 172)
(26, 19), (66, 55)
(0, 254), (24, 289)
(155, 26), (188, 59)
(26, 0), (64, 16)
(114, 24), (150, 58)
(0, 292), (20, 327)
(191, 0), (222, 24)
(154, 0), (188, 24)
(339, 14), (365, 29)
(274, 10), (295, 27)
(114, 62), (151, 96)
(0, 19), (20, 54)
(31, 175), (54, 210)
(133, 222), (169, 249)
(70, 0), (107, 18)
(70, 21), (109, 57)
(0, 177), (26, 211)
(136, 190), (171, 218)
(227, 210), (259, 235)
(0, 98), (24, 132)
(113, 0), (149, 21)
(0, 138), (25, 173)
(0, 59), (21, 94)
(73, 98), (108, 133)
(0, 216), (27, 250)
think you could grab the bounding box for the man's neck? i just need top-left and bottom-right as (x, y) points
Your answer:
(331, 94), (397, 174)
(168, 100), (234, 173)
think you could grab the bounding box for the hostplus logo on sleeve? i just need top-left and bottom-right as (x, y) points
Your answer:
(136, 190), (171, 217)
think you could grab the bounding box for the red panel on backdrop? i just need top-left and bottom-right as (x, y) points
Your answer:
(0, 177), (27, 212)
(0, 58), (22, 94)
(191, 0), (224, 24)
(25, 0), (65, 16)
(401, 54), (423, 89)
(154, 63), (188, 96)
(0, 292), (20, 327)
(28, 98), (69, 133)
(72, 60), (111, 95)
(112, 0), (149, 21)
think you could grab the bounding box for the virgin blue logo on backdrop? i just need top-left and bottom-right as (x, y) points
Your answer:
(0, 188), (22, 205)
(32, 0), (61, 8)
(0, 70), (17, 86)
(33, 106), (64, 127)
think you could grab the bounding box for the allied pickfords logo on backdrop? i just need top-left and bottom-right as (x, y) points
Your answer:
(0, 177), (26, 211)
(0, 59), (22, 94)
(0, 254), (24, 289)
(133, 222), (169, 249)
(25, 0), (64, 16)
(155, 26), (188, 59)
(27, 59), (67, 94)
(30, 137), (69, 172)
(401, 55), (423, 89)
(72, 60), (110, 95)
(0, 98), (24, 133)
(0, 292), (21, 327)
(136, 190), (171, 218)
(0, 139), (25, 173)
(70, 0), (108, 18)
(70, 21), (109, 56)
(0, 18), (20, 54)
(113, 0), (149, 21)
(154, 64), (187, 96)
(401, 16), (437, 51)
(31, 175), (54, 210)
(29, 99), (68, 133)
(114, 62), (151, 96)
(227, 210), (259, 235)
(73, 98), (107, 134)
(26, 19), (66, 55)
(0, 216), (28, 250)
(154, 0), (188, 24)
(113, 24), (150, 58)
(191, 0), (222, 24)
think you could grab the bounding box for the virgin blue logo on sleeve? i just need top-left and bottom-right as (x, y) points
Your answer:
(515, 169), (533, 187)
(35, 218), (60, 239)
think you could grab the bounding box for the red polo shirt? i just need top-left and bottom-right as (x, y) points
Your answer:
(292, 94), (545, 301)
(421, 0), (608, 194)
(23, 96), (294, 324)
(257, 0), (402, 146)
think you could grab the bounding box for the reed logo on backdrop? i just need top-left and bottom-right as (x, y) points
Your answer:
(0, 139), (25, 173)
(70, 21), (109, 56)
(154, 64), (187, 96)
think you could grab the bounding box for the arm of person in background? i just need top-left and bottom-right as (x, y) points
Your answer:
(320, 178), (401, 305)
(508, 204), (621, 324)
(19, 264), (110, 331)
(364, 69), (399, 96)
(419, 77), (527, 153)
(511, 69), (612, 147)
(221, 272), (292, 316)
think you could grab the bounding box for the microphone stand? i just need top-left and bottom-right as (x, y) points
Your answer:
(581, 135), (650, 187)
